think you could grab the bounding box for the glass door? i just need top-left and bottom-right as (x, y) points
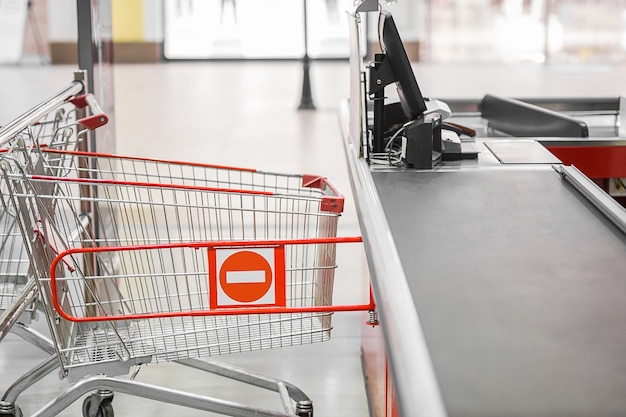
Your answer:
(164, 0), (356, 60)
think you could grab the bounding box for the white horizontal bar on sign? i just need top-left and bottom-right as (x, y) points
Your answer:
(226, 270), (266, 284)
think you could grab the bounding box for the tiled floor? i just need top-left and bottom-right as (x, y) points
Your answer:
(2, 60), (626, 417)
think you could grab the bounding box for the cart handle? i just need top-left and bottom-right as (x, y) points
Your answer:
(0, 80), (84, 147)
(40, 148), (259, 173)
(34, 150), (345, 212)
(302, 174), (344, 213)
(29, 173), (347, 213)
(69, 93), (109, 130)
(49, 236), (375, 323)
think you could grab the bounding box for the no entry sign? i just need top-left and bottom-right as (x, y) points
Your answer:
(209, 246), (286, 308)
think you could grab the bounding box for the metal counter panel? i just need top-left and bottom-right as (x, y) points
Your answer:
(372, 169), (626, 417)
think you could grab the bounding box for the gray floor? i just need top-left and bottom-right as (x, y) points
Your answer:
(2, 60), (626, 417)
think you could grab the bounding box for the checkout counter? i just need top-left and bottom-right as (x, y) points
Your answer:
(342, 3), (626, 417)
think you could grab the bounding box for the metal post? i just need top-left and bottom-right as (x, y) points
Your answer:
(298, 0), (316, 110)
(75, 0), (119, 317)
(76, 0), (116, 155)
(76, 1), (95, 100)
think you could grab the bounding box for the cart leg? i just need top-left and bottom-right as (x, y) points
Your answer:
(2, 356), (58, 404)
(0, 317), (58, 416)
(29, 375), (297, 417)
(175, 358), (314, 417)
(10, 322), (55, 354)
(175, 358), (312, 403)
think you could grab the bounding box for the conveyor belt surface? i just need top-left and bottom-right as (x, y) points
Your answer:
(372, 168), (626, 417)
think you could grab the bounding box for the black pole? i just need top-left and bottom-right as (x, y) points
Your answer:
(298, 0), (315, 110)
(76, 0), (95, 96)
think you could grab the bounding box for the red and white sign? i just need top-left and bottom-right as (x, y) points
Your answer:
(208, 246), (286, 309)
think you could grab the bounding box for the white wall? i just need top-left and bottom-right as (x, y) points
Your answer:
(48, 0), (164, 43)
(143, 0), (163, 42)
(48, 0), (77, 42)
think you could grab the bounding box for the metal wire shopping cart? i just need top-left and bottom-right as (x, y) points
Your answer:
(0, 76), (110, 417)
(1, 142), (373, 416)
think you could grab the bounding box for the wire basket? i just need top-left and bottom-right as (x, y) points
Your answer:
(1, 153), (361, 381)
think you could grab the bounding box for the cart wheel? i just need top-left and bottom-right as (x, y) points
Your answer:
(82, 396), (114, 417)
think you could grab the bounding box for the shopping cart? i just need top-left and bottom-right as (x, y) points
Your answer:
(0, 76), (110, 417)
(1, 142), (373, 415)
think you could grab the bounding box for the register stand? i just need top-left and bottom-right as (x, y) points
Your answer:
(343, 3), (626, 417)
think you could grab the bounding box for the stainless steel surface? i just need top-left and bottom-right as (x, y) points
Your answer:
(347, 8), (368, 160)
(559, 165), (626, 236)
(84, 94), (105, 119)
(483, 140), (562, 164)
(340, 100), (447, 417)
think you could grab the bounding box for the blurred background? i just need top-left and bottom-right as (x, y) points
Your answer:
(3, 0), (626, 65)
(1, 2), (626, 416)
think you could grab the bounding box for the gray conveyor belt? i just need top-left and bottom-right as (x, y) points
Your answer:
(372, 168), (626, 417)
